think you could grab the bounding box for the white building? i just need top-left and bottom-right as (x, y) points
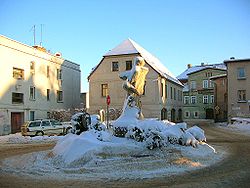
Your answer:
(0, 35), (81, 135)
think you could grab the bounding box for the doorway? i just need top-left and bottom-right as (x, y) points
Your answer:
(11, 112), (24, 133)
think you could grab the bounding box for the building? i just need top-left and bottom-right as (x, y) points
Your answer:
(177, 63), (226, 120)
(0, 35), (81, 135)
(88, 39), (183, 122)
(224, 58), (250, 121)
(210, 74), (227, 122)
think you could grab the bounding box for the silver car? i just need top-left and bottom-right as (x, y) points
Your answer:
(21, 119), (72, 136)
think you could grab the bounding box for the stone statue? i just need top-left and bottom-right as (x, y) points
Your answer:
(119, 56), (149, 119)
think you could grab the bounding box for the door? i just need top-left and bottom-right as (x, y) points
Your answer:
(206, 108), (214, 119)
(171, 109), (176, 122)
(11, 112), (24, 133)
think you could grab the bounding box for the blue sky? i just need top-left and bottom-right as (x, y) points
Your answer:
(1, 0), (250, 92)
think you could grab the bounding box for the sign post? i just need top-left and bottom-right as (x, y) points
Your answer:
(106, 95), (110, 129)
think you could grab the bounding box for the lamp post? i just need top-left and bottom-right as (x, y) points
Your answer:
(106, 95), (111, 128)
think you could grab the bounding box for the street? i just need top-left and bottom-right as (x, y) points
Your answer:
(0, 124), (250, 188)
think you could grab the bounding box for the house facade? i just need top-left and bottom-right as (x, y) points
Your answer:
(88, 39), (183, 122)
(178, 63), (226, 120)
(0, 35), (81, 135)
(224, 58), (250, 121)
(210, 74), (227, 122)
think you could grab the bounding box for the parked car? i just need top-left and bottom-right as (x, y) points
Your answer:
(21, 119), (72, 136)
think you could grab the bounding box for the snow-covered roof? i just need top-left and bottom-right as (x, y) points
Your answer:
(89, 39), (183, 86)
(177, 63), (226, 81)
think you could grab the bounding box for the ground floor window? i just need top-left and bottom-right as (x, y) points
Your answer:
(30, 111), (35, 121)
(101, 84), (108, 97)
(57, 90), (63, 102)
(184, 111), (190, 118)
(194, 111), (199, 118)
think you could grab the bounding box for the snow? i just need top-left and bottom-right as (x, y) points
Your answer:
(0, 118), (225, 181)
(0, 133), (61, 144)
(177, 63), (226, 80)
(217, 117), (250, 135)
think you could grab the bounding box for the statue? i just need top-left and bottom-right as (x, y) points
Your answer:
(119, 56), (149, 119)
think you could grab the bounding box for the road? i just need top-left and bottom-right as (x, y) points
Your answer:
(0, 125), (250, 188)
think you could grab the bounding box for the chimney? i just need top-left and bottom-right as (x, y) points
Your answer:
(187, 64), (192, 68)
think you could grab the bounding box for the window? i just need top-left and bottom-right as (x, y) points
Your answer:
(237, 68), (246, 79)
(238, 90), (246, 102)
(112, 62), (119, 71)
(174, 88), (176, 100)
(13, 67), (24, 80)
(211, 95), (214, 103)
(29, 121), (41, 127)
(191, 96), (196, 104)
(47, 66), (50, 78)
(203, 80), (208, 88)
(29, 86), (36, 100)
(57, 69), (62, 80)
(30, 111), (35, 121)
(47, 89), (50, 101)
(170, 87), (173, 99)
(42, 120), (51, 127)
(126, 61), (132, 70)
(12, 92), (24, 104)
(57, 90), (63, 102)
(194, 111), (199, 118)
(184, 96), (189, 104)
(161, 83), (164, 97)
(190, 81), (196, 90)
(209, 80), (214, 88)
(203, 95), (208, 104)
(184, 111), (190, 118)
(30, 61), (35, 74)
(165, 84), (168, 99)
(101, 84), (108, 97)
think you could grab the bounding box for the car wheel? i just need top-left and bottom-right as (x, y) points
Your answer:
(36, 131), (44, 136)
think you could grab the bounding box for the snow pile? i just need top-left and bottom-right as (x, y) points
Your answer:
(113, 111), (206, 149)
(1, 119), (223, 181)
(223, 117), (250, 134)
(0, 133), (60, 144)
(53, 118), (208, 165)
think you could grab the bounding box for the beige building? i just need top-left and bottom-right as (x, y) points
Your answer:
(88, 39), (183, 122)
(210, 74), (227, 122)
(0, 35), (81, 135)
(224, 58), (250, 121)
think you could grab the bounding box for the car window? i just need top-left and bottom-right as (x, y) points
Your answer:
(29, 121), (41, 127)
(51, 120), (62, 126)
(42, 121), (51, 127)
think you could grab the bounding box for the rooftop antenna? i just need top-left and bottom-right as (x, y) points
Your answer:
(40, 24), (43, 46)
(33, 25), (36, 46)
(29, 25), (36, 46)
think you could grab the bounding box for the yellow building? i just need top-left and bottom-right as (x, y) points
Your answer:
(0, 35), (81, 135)
(88, 39), (183, 121)
(225, 58), (250, 121)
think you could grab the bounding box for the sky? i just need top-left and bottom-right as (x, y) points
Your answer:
(1, 0), (250, 92)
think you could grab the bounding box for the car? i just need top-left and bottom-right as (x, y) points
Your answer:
(21, 119), (72, 136)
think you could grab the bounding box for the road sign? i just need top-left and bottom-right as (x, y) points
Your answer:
(106, 95), (110, 106)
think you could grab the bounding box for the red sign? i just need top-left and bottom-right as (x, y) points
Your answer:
(106, 95), (111, 106)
